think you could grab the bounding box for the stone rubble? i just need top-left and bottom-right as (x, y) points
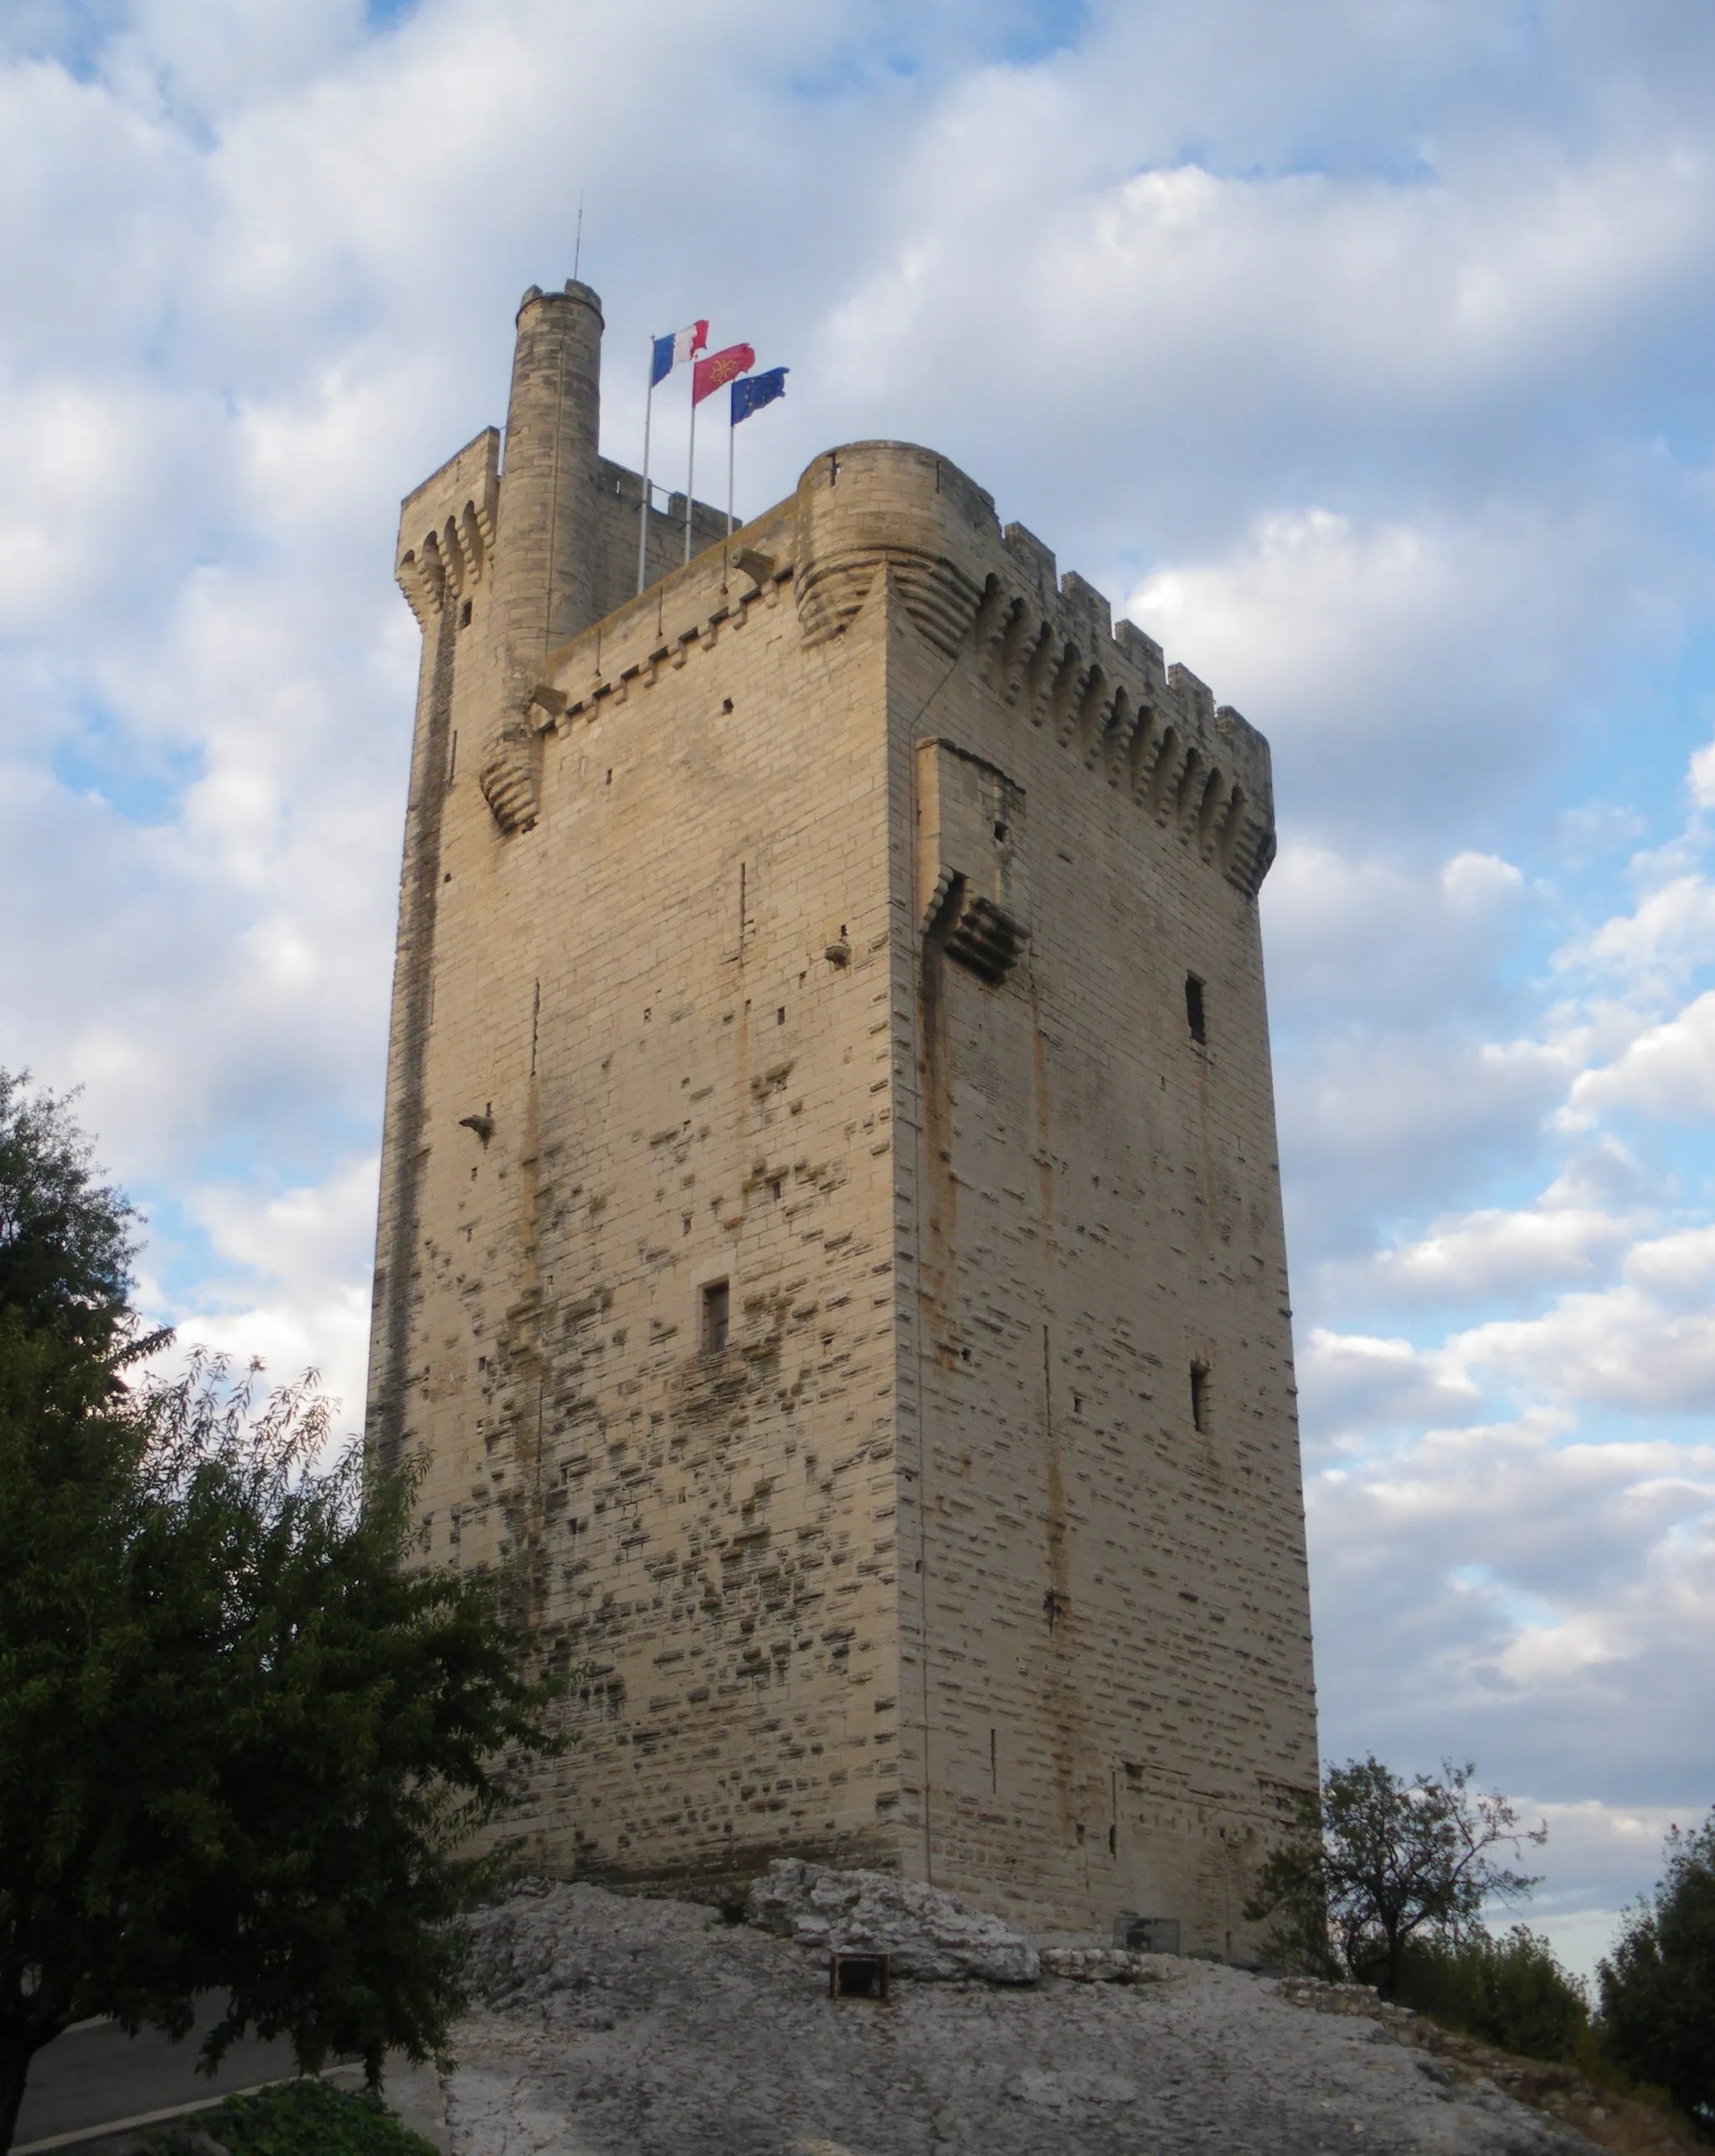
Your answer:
(744, 1860), (1041, 1984)
(1038, 1942), (1184, 1983)
(435, 1880), (1602, 2156)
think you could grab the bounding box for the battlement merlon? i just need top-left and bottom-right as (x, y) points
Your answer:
(395, 428), (501, 627)
(524, 436), (1278, 899)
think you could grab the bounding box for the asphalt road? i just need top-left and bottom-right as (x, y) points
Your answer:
(14, 2004), (307, 2151)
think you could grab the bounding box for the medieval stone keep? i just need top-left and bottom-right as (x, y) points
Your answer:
(368, 277), (1319, 1955)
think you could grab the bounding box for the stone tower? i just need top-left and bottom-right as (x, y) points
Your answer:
(368, 279), (1318, 1954)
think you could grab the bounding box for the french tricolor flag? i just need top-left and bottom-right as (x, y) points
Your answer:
(638, 319), (711, 593)
(651, 321), (708, 387)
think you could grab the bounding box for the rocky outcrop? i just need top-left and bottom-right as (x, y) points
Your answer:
(440, 1881), (1600, 2156)
(1039, 1943), (1184, 1984)
(744, 1859), (1041, 1984)
(462, 1879), (608, 2009)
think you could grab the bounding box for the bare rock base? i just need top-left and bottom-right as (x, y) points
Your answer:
(443, 1881), (1598, 2156)
(744, 1859), (1040, 1984)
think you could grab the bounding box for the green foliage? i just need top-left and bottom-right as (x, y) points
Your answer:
(1388, 1926), (1589, 2063)
(1244, 1758), (1598, 2071)
(154, 2080), (440, 2156)
(0, 1078), (565, 2155)
(1246, 1756), (1546, 1994)
(1598, 1810), (1715, 2126)
(0, 1072), (138, 1354)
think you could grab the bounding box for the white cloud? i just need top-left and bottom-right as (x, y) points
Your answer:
(137, 1156), (381, 1442)
(1371, 1201), (1640, 1306)
(1688, 735), (1715, 808)
(1567, 874), (1715, 988)
(1315, 1144), (1656, 1312)
(1298, 1328), (1481, 1445)
(1567, 988), (1715, 1124)
(1126, 498), (1680, 839)
(1264, 842), (1525, 1029)
(1278, 1026), (1577, 1264)
(1447, 1237), (1715, 1415)
(1441, 852), (1525, 910)
(1309, 1411), (1715, 1803)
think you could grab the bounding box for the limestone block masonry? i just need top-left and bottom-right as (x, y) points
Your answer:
(368, 278), (1320, 1957)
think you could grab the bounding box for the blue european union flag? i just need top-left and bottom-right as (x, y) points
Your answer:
(731, 366), (789, 425)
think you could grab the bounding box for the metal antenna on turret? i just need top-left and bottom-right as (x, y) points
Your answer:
(573, 193), (585, 281)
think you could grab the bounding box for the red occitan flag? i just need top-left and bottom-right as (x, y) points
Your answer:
(693, 343), (755, 405)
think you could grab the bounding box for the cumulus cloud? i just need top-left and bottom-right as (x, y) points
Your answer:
(1128, 497), (1682, 840)
(158, 1156), (381, 1433)
(1263, 842), (1525, 1028)
(1447, 1230), (1715, 1415)
(1369, 1199), (1641, 1308)
(1309, 1411), (1715, 1803)
(1298, 1328), (1481, 1447)
(1278, 1027), (1577, 1264)
(1313, 1143), (1657, 1316)
(1566, 988), (1715, 1124)
(1566, 874), (1715, 991)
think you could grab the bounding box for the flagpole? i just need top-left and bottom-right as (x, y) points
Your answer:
(684, 376), (698, 565)
(727, 400), (736, 539)
(636, 366), (654, 596)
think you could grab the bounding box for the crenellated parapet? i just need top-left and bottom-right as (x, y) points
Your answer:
(394, 429), (501, 627)
(512, 440), (1277, 897)
(791, 441), (1277, 899)
(966, 560), (1275, 899)
(430, 430), (1275, 900)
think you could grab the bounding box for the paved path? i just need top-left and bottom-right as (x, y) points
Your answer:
(15, 2004), (303, 2152)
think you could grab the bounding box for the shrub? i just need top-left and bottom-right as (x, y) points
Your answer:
(153, 2081), (438, 2156)
(1385, 1926), (1589, 2062)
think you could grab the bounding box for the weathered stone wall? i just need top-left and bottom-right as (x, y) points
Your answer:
(827, 443), (1316, 1950)
(370, 290), (1316, 1952)
(382, 485), (911, 1884)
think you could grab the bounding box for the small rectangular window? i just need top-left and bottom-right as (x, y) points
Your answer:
(701, 1279), (730, 1354)
(1190, 1360), (1210, 1433)
(1185, 973), (1207, 1044)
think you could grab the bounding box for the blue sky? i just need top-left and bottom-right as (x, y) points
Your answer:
(3, 0), (1712, 1977)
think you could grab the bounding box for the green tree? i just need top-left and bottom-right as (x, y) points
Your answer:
(0, 1075), (561, 2154)
(1599, 1810), (1715, 2126)
(0, 1073), (138, 1353)
(1247, 1756), (1547, 1994)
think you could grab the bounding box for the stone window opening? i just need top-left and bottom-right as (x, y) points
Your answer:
(1190, 1359), (1211, 1434)
(1185, 972), (1207, 1044)
(701, 1279), (730, 1354)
